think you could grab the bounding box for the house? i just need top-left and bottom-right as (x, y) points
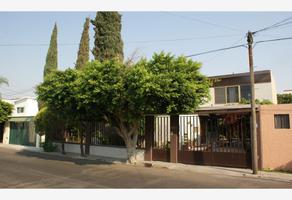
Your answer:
(142, 69), (292, 171)
(201, 70), (277, 107)
(1, 97), (39, 147)
(282, 89), (292, 94)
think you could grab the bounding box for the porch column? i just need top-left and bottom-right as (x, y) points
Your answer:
(144, 115), (154, 161)
(170, 115), (179, 163)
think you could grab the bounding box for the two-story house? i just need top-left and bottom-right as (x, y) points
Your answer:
(1, 97), (39, 146)
(201, 70), (277, 108)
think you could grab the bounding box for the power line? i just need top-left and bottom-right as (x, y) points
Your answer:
(186, 44), (246, 58)
(252, 16), (292, 34)
(200, 35), (247, 64)
(186, 35), (292, 58)
(127, 34), (242, 44)
(0, 43), (78, 47)
(254, 36), (292, 46)
(164, 12), (243, 33)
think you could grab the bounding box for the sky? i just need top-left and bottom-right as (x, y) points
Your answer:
(0, 12), (292, 99)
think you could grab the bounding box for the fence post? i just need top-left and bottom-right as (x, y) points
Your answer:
(170, 115), (179, 163)
(144, 115), (154, 161)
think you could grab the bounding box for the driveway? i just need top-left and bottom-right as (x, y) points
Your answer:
(0, 146), (291, 188)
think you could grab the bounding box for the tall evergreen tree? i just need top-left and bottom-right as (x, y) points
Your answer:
(75, 17), (90, 70)
(43, 23), (58, 78)
(91, 12), (124, 62)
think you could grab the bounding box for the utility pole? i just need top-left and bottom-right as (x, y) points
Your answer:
(247, 31), (258, 174)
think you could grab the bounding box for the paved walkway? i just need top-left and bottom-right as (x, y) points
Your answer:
(0, 144), (291, 188)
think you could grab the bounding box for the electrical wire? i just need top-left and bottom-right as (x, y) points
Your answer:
(0, 43), (78, 47)
(164, 12), (243, 33)
(252, 16), (292, 34)
(127, 34), (242, 44)
(186, 44), (246, 58)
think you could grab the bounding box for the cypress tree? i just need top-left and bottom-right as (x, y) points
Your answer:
(75, 17), (90, 70)
(43, 23), (58, 78)
(91, 12), (124, 62)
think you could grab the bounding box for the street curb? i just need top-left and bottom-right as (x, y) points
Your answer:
(141, 161), (292, 183)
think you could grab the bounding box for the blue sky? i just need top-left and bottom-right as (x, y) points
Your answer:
(0, 12), (292, 98)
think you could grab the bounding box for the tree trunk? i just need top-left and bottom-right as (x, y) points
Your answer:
(61, 141), (66, 154)
(125, 140), (137, 164)
(61, 131), (66, 154)
(85, 122), (91, 156)
(80, 133), (85, 157)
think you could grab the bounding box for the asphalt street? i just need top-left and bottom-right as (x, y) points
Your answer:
(0, 147), (291, 188)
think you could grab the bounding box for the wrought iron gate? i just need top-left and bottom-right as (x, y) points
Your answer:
(152, 115), (170, 162)
(151, 114), (252, 168)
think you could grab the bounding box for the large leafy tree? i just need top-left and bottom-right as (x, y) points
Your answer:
(75, 17), (90, 70)
(0, 100), (13, 123)
(36, 52), (210, 162)
(277, 93), (292, 104)
(36, 69), (92, 156)
(91, 12), (124, 62)
(78, 52), (210, 163)
(43, 23), (58, 78)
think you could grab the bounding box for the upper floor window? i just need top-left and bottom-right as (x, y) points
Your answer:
(214, 87), (226, 104)
(214, 85), (251, 104)
(240, 85), (251, 101)
(17, 107), (24, 113)
(274, 114), (290, 129)
(226, 86), (239, 103)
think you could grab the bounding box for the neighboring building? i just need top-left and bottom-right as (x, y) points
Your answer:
(201, 70), (277, 107)
(282, 89), (292, 94)
(1, 97), (39, 146)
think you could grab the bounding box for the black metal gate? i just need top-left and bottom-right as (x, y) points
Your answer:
(178, 114), (252, 168)
(151, 113), (252, 168)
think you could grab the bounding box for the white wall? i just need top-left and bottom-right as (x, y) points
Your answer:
(3, 121), (10, 144)
(254, 82), (277, 104)
(54, 143), (145, 162)
(10, 98), (39, 117)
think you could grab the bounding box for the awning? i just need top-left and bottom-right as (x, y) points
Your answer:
(9, 117), (33, 122)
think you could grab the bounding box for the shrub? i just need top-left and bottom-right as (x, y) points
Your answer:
(41, 140), (57, 152)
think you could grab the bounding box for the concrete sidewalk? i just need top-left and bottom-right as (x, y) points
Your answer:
(143, 161), (292, 183)
(1, 143), (292, 184)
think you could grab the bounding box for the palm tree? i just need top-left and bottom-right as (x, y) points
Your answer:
(0, 76), (8, 86)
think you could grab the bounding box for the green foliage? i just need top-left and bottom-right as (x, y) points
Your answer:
(0, 76), (8, 86)
(37, 69), (80, 119)
(36, 52), (210, 162)
(34, 106), (65, 141)
(259, 99), (273, 105)
(44, 23), (58, 78)
(240, 98), (273, 105)
(91, 12), (124, 62)
(75, 17), (90, 70)
(277, 93), (292, 104)
(41, 140), (57, 152)
(0, 100), (13, 123)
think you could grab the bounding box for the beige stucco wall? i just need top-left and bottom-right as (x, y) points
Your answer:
(258, 104), (292, 171)
(255, 82), (277, 104)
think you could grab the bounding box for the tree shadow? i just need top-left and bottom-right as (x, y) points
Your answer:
(16, 150), (127, 166)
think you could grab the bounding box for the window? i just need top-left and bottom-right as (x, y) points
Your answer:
(240, 85), (251, 101)
(215, 87), (226, 104)
(17, 107), (24, 113)
(274, 114), (290, 129)
(227, 86), (239, 103)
